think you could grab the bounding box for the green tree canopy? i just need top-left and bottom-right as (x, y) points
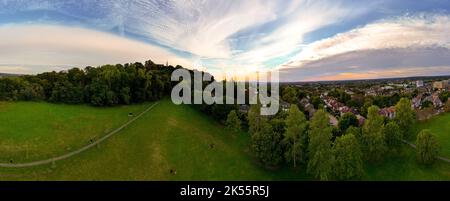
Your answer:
(0, 60), (178, 106)
(394, 98), (416, 138)
(251, 118), (283, 168)
(439, 91), (450, 103)
(282, 86), (298, 104)
(283, 105), (308, 168)
(416, 129), (440, 165)
(332, 133), (364, 180)
(384, 121), (402, 151)
(338, 112), (359, 132)
(346, 126), (362, 142)
(307, 110), (333, 180)
(362, 105), (386, 162)
(226, 110), (241, 133)
(248, 104), (261, 135)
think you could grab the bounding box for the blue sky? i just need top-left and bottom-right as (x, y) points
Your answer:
(0, 0), (449, 81)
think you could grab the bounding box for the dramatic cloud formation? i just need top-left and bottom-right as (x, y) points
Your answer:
(279, 15), (450, 81)
(280, 48), (450, 81)
(282, 15), (450, 68)
(139, 0), (278, 59)
(0, 0), (450, 80)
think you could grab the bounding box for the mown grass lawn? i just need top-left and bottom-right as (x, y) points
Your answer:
(0, 101), (149, 163)
(0, 99), (448, 180)
(414, 112), (450, 158)
(364, 145), (450, 180)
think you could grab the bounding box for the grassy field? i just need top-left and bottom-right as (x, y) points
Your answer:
(0, 100), (308, 180)
(414, 112), (450, 158)
(364, 146), (450, 180)
(0, 99), (448, 180)
(0, 101), (149, 163)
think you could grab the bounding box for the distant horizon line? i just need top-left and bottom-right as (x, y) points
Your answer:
(280, 74), (450, 83)
(2, 70), (450, 83)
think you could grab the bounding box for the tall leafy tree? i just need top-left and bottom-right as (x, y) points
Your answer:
(384, 121), (402, 152)
(281, 86), (298, 104)
(248, 104), (261, 135)
(346, 126), (362, 142)
(226, 110), (241, 133)
(416, 130), (440, 165)
(338, 112), (358, 132)
(333, 133), (364, 180)
(251, 118), (283, 168)
(307, 110), (333, 180)
(362, 106), (386, 162)
(395, 98), (416, 139)
(283, 105), (308, 168)
(361, 100), (373, 117)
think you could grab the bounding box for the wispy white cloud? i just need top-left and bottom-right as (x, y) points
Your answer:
(0, 24), (193, 74)
(134, 0), (279, 59)
(95, 0), (359, 69)
(236, 0), (355, 64)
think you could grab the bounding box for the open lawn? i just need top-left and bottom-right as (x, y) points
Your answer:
(0, 99), (448, 180)
(364, 146), (450, 180)
(0, 101), (149, 163)
(414, 112), (450, 158)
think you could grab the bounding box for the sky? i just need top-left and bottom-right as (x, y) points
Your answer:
(0, 0), (449, 81)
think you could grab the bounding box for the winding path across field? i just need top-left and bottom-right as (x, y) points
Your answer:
(0, 102), (159, 168)
(401, 140), (450, 163)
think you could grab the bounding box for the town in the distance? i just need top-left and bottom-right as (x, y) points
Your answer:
(266, 76), (450, 125)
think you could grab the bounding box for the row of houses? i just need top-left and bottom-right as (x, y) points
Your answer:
(322, 96), (357, 117)
(412, 92), (445, 109)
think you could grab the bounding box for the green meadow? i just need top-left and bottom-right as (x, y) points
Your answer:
(0, 101), (149, 163)
(0, 99), (449, 180)
(414, 112), (450, 158)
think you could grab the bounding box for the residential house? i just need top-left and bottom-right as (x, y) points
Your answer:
(431, 93), (443, 108)
(379, 106), (396, 119)
(339, 106), (356, 116)
(323, 97), (344, 114)
(328, 114), (338, 126)
(300, 98), (309, 106)
(416, 80), (424, 88)
(356, 115), (365, 126)
(412, 95), (422, 109)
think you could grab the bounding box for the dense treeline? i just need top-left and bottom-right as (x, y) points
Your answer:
(0, 60), (179, 106)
